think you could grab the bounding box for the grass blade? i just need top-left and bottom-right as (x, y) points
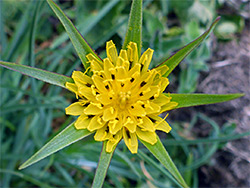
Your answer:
(19, 122), (92, 169)
(123, 0), (142, 56)
(156, 17), (220, 77)
(137, 151), (183, 187)
(0, 1), (7, 57)
(51, 0), (119, 50)
(92, 141), (116, 188)
(0, 169), (52, 188)
(0, 61), (73, 89)
(167, 93), (244, 110)
(47, 0), (101, 69)
(140, 136), (189, 188)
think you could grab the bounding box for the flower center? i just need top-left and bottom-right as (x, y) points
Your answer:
(118, 91), (131, 109)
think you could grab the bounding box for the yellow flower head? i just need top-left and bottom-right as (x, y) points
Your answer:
(65, 41), (178, 153)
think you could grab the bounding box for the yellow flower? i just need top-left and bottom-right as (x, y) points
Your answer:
(65, 40), (178, 153)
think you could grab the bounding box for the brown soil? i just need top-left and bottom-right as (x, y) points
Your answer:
(167, 16), (250, 188)
(196, 23), (250, 187)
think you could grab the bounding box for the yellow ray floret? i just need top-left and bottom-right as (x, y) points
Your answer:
(65, 40), (178, 153)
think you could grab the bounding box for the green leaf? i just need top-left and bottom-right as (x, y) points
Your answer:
(140, 136), (189, 188)
(123, 0), (142, 56)
(167, 93), (244, 109)
(92, 141), (116, 188)
(19, 122), (92, 169)
(46, 0), (101, 69)
(157, 17), (221, 77)
(0, 61), (73, 89)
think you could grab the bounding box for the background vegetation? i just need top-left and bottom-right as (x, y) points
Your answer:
(1, 0), (249, 187)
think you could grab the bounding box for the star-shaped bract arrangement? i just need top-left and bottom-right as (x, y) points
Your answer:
(0, 0), (244, 187)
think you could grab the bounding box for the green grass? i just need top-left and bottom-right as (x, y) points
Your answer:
(0, 0), (248, 187)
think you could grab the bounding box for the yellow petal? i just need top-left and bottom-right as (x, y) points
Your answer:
(145, 101), (161, 114)
(106, 131), (122, 152)
(78, 86), (96, 101)
(139, 86), (160, 100)
(153, 94), (171, 106)
(138, 116), (155, 132)
(139, 48), (154, 73)
(94, 125), (111, 141)
(92, 75), (108, 93)
(108, 118), (122, 134)
(72, 71), (92, 87)
(123, 128), (138, 154)
(75, 114), (91, 129)
(86, 53), (103, 66)
(160, 101), (178, 112)
(119, 49), (128, 61)
(103, 58), (114, 79)
(87, 115), (105, 131)
(90, 59), (103, 71)
(155, 65), (169, 76)
(148, 115), (172, 133)
(84, 103), (104, 115)
(65, 82), (78, 98)
(127, 42), (138, 65)
(65, 102), (85, 116)
(136, 127), (157, 144)
(128, 101), (146, 116)
(96, 93), (113, 105)
(123, 116), (136, 133)
(103, 107), (117, 121)
(106, 40), (118, 64)
(160, 77), (169, 93)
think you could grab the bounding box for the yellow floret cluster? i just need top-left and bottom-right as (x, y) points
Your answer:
(65, 41), (178, 153)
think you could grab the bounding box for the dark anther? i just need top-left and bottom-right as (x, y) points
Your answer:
(100, 75), (104, 78)
(96, 91), (100, 95)
(87, 115), (94, 118)
(101, 104), (104, 107)
(139, 92), (143, 96)
(121, 83), (124, 87)
(141, 104), (145, 108)
(130, 78), (135, 83)
(111, 74), (115, 80)
(105, 126), (110, 133)
(110, 97), (113, 100)
(150, 96), (155, 100)
(86, 83), (91, 87)
(129, 61), (133, 70)
(125, 128), (131, 138)
(149, 117), (156, 123)
(140, 81), (146, 87)
(83, 103), (89, 107)
(140, 64), (144, 71)
(137, 116), (142, 119)
(131, 106), (134, 109)
(105, 85), (109, 89)
(115, 117), (119, 120)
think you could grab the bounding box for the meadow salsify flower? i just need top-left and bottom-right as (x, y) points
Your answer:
(65, 40), (178, 153)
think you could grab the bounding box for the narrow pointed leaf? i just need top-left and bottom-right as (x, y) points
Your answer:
(123, 0), (142, 56)
(92, 141), (116, 188)
(19, 122), (92, 169)
(0, 61), (73, 88)
(167, 93), (244, 110)
(157, 17), (221, 77)
(47, 0), (101, 68)
(140, 136), (189, 188)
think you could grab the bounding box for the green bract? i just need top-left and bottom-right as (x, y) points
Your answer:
(0, 0), (244, 188)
